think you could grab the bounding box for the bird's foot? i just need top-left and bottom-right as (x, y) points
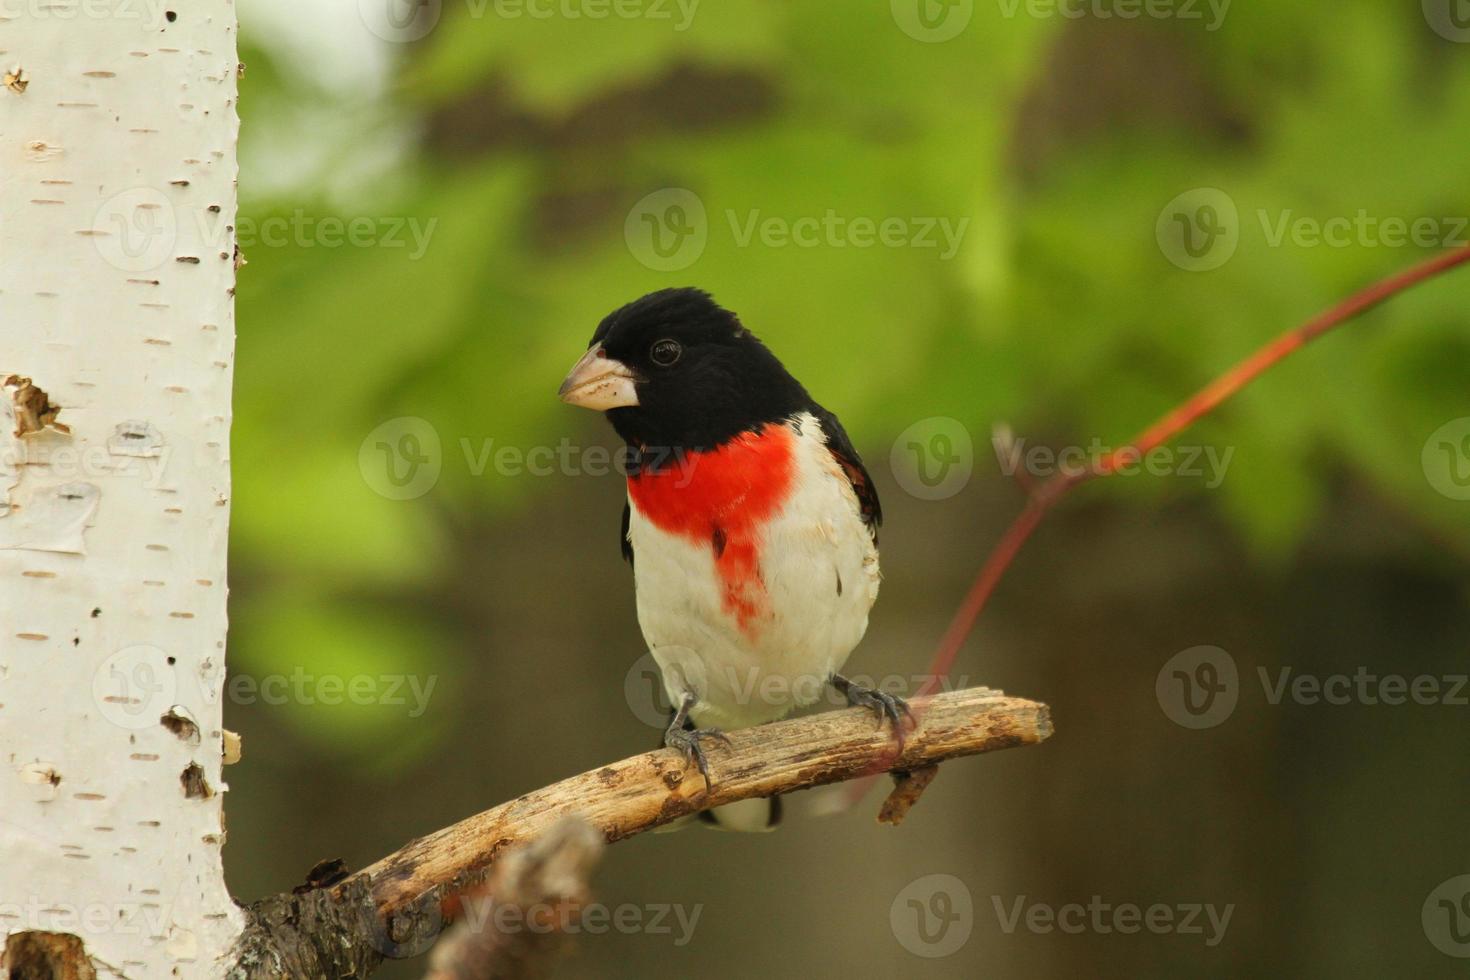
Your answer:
(664, 725), (731, 790)
(831, 674), (915, 734)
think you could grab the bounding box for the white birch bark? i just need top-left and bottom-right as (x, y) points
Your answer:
(0, 2), (243, 976)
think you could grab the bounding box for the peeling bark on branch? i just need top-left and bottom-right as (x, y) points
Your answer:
(3, 931), (97, 979)
(227, 877), (384, 980)
(230, 687), (1051, 978)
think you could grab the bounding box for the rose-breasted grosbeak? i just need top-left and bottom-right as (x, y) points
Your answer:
(559, 288), (908, 830)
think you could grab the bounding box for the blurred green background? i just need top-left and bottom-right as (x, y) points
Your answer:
(223, 1), (1470, 976)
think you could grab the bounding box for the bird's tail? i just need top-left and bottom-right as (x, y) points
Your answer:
(653, 794), (782, 834)
(698, 795), (782, 833)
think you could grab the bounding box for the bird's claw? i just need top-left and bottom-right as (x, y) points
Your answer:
(665, 726), (731, 789)
(837, 679), (915, 733)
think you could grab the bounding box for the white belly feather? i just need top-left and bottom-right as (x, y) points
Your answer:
(628, 412), (880, 730)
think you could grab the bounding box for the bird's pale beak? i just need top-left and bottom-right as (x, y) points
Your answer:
(558, 345), (640, 410)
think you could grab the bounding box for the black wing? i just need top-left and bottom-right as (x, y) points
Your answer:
(620, 499), (634, 568)
(811, 406), (882, 544)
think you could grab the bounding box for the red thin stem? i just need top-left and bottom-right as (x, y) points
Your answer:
(1107, 244), (1470, 469)
(932, 243), (1470, 687)
(848, 244), (1470, 805)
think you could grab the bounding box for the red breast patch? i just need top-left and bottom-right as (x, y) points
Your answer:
(628, 424), (797, 637)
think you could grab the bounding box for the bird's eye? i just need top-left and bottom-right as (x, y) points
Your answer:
(650, 339), (682, 367)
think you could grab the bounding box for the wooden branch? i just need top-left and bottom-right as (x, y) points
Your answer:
(877, 765), (941, 826)
(356, 687), (1048, 916)
(229, 687), (1050, 978)
(423, 819), (604, 980)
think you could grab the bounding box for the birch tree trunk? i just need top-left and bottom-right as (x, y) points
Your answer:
(0, 3), (243, 976)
